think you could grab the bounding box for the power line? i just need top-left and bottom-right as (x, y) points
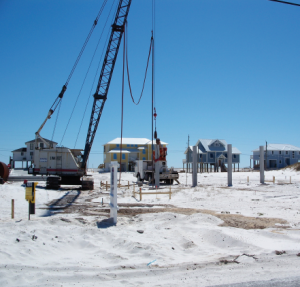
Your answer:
(269, 0), (300, 7)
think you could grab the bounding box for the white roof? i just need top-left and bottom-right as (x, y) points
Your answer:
(104, 138), (167, 145)
(108, 150), (130, 153)
(252, 144), (300, 152)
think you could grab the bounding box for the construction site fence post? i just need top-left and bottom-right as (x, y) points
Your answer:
(140, 188), (142, 201)
(11, 199), (14, 219)
(169, 186), (171, 199)
(106, 181), (108, 191)
(273, 176), (275, 184)
(128, 181), (129, 189)
(247, 176), (249, 184)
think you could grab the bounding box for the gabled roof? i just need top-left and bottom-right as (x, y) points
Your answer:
(196, 139), (227, 151)
(104, 138), (167, 145)
(195, 139), (241, 154)
(25, 138), (58, 144)
(12, 147), (27, 152)
(252, 144), (300, 152)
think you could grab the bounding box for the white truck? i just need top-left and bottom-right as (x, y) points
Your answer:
(134, 160), (179, 185)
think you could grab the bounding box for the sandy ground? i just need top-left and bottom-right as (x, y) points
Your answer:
(0, 168), (300, 286)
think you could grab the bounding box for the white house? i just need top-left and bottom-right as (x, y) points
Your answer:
(12, 138), (57, 169)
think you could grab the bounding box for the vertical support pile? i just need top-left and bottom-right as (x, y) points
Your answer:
(192, 146), (197, 187)
(110, 162), (118, 225)
(227, 144), (232, 186)
(260, 146), (264, 184)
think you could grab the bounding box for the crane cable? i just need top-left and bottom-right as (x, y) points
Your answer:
(126, 21), (153, 105)
(119, 21), (126, 184)
(60, 0), (116, 146)
(73, 1), (117, 149)
(119, 23), (154, 183)
(65, 0), (108, 86)
(51, 0), (108, 143)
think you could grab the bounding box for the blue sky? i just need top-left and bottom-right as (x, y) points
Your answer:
(1, 0), (300, 169)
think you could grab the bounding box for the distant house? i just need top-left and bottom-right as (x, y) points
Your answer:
(252, 144), (300, 169)
(184, 139), (241, 172)
(103, 138), (168, 171)
(11, 138), (57, 169)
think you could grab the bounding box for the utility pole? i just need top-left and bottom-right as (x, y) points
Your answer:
(266, 141), (268, 170)
(187, 135), (190, 173)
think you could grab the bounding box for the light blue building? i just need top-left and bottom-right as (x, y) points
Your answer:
(184, 139), (241, 172)
(252, 144), (300, 169)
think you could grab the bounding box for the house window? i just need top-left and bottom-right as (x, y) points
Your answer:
(127, 144), (130, 147)
(113, 154), (117, 160)
(135, 145), (138, 147)
(292, 151), (295, 158)
(122, 154), (125, 160)
(30, 143), (34, 150)
(143, 157), (146, 160)
(142, 149), (146, 154)
(210, 153), (213, 158)
(279, 160), (282, 164)
(279, 151), (281, 155)
(286, 151), (288, 155)
(215, 143), (220, 147)
(21, 152), (24, 156)
(224, 153), (227, 158)
(30, 152), (34, 156)
(57, 156), (62, 160)
(40, 143), (44, 148)
(271, 151), (274, 155)
(199, 154), (202, 158)
(233, 154), (237, 159)
(50, 156), (55, 160)
(131, 144), (134, 147)
(117, 144), (119, 148)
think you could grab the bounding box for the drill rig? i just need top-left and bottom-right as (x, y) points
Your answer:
(28, 0), (132, 189)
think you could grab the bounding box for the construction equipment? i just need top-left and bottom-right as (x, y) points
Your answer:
(0, 162), (9, 183)
(28, 0), (132, 190)
(134, 143), (179, 185)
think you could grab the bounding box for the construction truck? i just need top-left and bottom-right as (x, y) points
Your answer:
(28, 0), (132, 190)
(134, 160), (179, 184)
(134, 144), (179, 184)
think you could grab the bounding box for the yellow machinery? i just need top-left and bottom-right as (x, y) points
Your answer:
(25, 182), (37, 218)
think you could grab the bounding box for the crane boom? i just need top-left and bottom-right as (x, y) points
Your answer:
(81, 0), (132, 171)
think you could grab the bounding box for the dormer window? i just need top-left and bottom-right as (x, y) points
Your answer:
(215, 143), (220, 147)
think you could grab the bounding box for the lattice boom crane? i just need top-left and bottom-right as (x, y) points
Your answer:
(29, 0), (132, 190)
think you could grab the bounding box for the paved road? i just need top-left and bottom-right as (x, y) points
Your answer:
(211, 276), (300, 287)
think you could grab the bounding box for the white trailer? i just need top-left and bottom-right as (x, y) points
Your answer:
(28, 147), (93, 189)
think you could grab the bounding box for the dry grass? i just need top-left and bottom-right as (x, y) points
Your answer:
(282, 162), (300, 171)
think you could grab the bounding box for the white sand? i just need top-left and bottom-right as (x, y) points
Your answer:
(1, 169), (300, 286)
